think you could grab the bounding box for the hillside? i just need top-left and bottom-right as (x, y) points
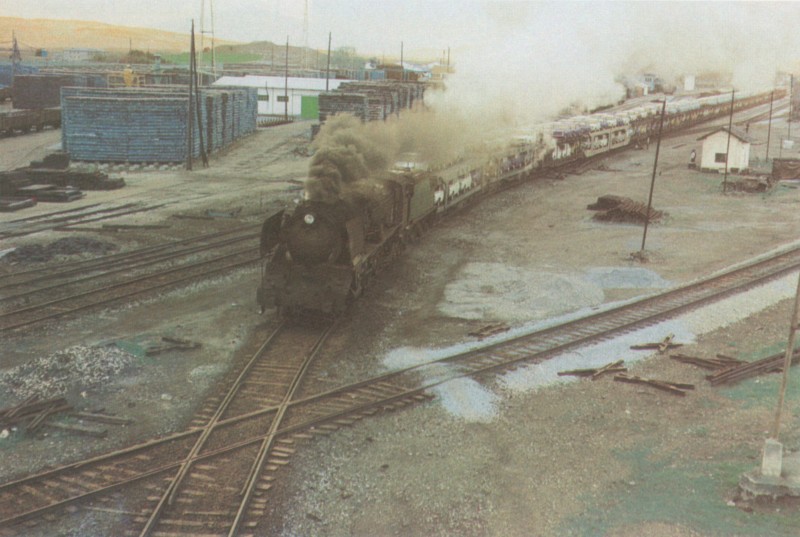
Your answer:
(0, 17), (239, 54)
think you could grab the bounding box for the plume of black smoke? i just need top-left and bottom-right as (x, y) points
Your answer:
(305, 114), (394, 202)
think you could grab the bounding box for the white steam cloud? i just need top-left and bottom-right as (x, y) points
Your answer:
(429, 1), (800, 126)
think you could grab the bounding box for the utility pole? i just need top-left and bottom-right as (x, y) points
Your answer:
(766, 91), (774, 161)
(325, 32), (331, 91)
(209, 0), (216, 77)
(400, 41), (404, 81)
(640, 98), (666, 254)
(284, 36), (289, 121)
(789, 75), (794, 139)
(192, 22), (208, 168)
(771, 271), (800, 440)
(302, 0), (309, 72)
(186, 21), (195, 171)
(722, 90), (735, 193)
(10, 32), (21, 77)
(199, 0), (204, 66)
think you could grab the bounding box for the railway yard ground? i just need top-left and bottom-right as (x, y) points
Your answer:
(2, 99), (800, 536)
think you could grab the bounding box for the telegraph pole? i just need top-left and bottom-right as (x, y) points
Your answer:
(771, 271), (800, 440)
(722, 90), (735, 193)
(186, 21), (195, 171)
(640, 98), (666, 254)
(10, 32), (21, 76)
(284, 36), (289, 121)
(766, 91), (774, 161)
(400, 41), (404, 81)
(325, 32), (331, 91)
(789, 75), (794, 139)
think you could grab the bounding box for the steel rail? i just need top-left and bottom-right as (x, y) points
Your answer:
(0, 223), (261, 285)
(228, 322), (335, 537)
(137, 322), (285, 536)
(0, 232), (259, 303)
(137, 322), (335, 537)
(0, 248), (260, 331)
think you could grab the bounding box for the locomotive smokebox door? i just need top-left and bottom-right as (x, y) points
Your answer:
(260, 209), (284, 257)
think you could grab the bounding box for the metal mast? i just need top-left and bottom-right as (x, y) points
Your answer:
(302, 0), (309, 72)
(10, 31), (21, 76)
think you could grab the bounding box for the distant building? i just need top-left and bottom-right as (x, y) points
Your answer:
(697, 126), (753, 172)
(377, 63), (430, 82)
(642, 73), (658, 92)
(62, 48), (104, 62)
(213, 75), (353, 118)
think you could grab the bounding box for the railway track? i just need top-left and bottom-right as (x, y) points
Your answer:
(0, 202), (170, 239)
(0, 225), (262, 332)
(0, 321), (336, 536)
(2, 243), (800, 535)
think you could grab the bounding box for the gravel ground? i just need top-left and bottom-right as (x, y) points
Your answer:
(2, 110), (800, 537)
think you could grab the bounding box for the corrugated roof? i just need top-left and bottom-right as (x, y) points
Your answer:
(697, 126), (754, 144)
(213, 75), (353, 92)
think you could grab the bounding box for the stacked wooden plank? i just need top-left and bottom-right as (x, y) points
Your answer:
(319, 92), (369, 122)
(318, 81), (427, 124)
(60, 86), (257, 163)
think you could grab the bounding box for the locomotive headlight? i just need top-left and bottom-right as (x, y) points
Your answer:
(304, 213), (315, 225)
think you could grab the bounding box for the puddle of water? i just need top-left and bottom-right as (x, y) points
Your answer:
(384, 272), (799, 422)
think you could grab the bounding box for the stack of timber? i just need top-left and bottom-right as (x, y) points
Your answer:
(318, 81), (427, 124)
(319, 92), (369, 122)
(61, 86), (258, 163)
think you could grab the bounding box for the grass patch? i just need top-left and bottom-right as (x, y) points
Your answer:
(562, 445), (800, 536)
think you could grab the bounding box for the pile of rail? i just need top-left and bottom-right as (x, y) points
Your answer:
(588, 194), (665, 224)
(0, 153), (124, 211)
(725, 176), (774, 193)
(705, 348), (800, 386)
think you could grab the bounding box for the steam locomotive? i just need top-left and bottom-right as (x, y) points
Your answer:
(258, 88), (781, 317)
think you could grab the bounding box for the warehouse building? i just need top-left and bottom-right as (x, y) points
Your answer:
(212, 75), (353, 119)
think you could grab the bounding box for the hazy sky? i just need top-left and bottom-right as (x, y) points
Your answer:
(4, 1), (800, 122)
(2, 1), (800, 64)
(2, 0), (486, 55)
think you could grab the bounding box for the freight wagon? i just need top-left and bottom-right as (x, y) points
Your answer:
(0, 108), (61, 136)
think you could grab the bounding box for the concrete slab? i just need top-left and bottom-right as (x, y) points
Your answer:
(740, 450), (800, 498)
